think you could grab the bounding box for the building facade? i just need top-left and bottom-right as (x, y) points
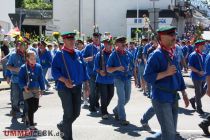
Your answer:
(0, 0), (15, 34)
(53, 0), (188, 39)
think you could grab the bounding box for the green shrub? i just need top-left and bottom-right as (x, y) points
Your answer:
(17, 0), (53, 10)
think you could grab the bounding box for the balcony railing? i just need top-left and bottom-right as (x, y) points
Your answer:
(16, 8), (53, 19)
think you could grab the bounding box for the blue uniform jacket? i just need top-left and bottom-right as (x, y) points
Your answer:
(143, 43), (152, 57)
(135, 46), (145, 66)
(204, 44), (210, 55)
(128, 48), (137, 58)
(6, 52), (26, 83)
(143, 48), (186, 103)
(82, 43), (104, 77)
(188, 51), (206, 80)
(6, 69), (12, 78)
(18, 63), (45, 90)
(188, 45), (194, 56)
(182, 45), (189, 57)
(205, 52), (210, 76)
(38, 49), (52, 69)
(107, 50), (134, 80)
(52, 50), (89, 90)
(94, 51), (114, 84)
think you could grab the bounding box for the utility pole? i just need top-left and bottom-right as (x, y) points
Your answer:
(19, 9), (22, 31)
(94, 0), (96, 26)
(136, 0), (139, 41)
(79, 0), (81, 37)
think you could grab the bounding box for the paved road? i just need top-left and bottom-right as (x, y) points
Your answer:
(0, 75), (210, 140)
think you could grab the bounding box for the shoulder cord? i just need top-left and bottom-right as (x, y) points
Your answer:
(196, 53), (203, 71)
(115, 51), (122, 66)
(23, 53), (30, 87)
(161, 48), (172, 65)
(100, 50), (105, 71)
(61, 50), (73, 83)
(156, 49), (179, 99)
(25, 63), (30, 87)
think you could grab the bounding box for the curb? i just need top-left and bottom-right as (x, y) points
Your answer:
(0, 88), (10, 91)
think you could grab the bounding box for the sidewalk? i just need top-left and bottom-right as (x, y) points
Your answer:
(0, 80), (10, 91)
(0, 71), (10, 91)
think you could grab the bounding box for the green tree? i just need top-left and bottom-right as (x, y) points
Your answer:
(18, 0), (53, 10)
(15, 0), (24, 8)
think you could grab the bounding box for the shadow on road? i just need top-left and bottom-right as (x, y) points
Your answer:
(42, 91), (54, 96)
(5, 117), (27, 130)
(186, 84), (194, 89)
(179, 107), (195, 116)
(199, 112), (210, 119)
(4, 117), (44, 140)
(145, 132), (187, 140)
(187, 134), (210, 140)
(0, 106), (11, 110)
(98, 115), (143, 137)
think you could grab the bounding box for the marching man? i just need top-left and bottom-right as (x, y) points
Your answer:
(107, 37), (135, 125)
(52, 32), (89, 140)
(143, 26), (189, 140)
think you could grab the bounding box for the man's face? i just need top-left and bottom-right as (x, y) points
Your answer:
(129, 43), (135, 49)
(152, 41), (158, 48)
(77, 43), (84, 50)
(104, 41), (112, 50)
(160, 32), (176, 48)
(93, 36), (100, 44)
(17, 42), (27, 52)
(200, 44), (206, 51)
(63, 38), (75, 47)
(39, 43), (46, 50)
(28, 53), (36, 65)
(116, 42), (126, 49)
(141, 41), (147, 45)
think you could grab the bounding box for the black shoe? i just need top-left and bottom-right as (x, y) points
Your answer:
(102, 114), (109, 120)
(189, 99), (196, 110)
(120, 120), (130, 126)
(95, 103), (100, 109)
(199, 122), (210, 136)
(89, 107), (97, 112)
(28, 126), (38, 130)
(57, 122), (64, 132)
(23, 117), (30, 126)
(197, 109), (205, 115)
(10, 110), (16, 118)
(143, 92), (147, 96)
(113, 109), (119, 120)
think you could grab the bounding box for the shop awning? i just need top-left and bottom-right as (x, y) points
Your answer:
(126, 9), (177, 18)
(126, 10), (149, 18)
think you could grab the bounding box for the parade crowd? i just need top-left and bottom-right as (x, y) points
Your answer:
(1, 25), (210, 140)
